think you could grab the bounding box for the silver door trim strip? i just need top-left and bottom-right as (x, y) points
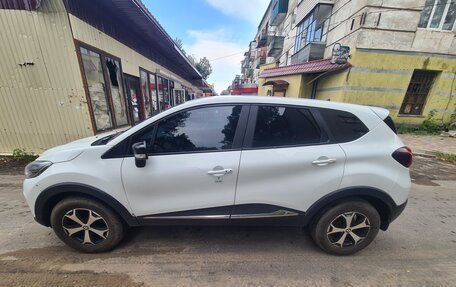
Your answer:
(142, 210), (299, 220)
(142, 215), (230, 220)
(230, 210), (299, 219)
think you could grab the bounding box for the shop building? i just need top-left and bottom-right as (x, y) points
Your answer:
(0, 0), (205, 154)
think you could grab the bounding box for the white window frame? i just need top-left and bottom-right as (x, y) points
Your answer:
(421, 0), (455, 31)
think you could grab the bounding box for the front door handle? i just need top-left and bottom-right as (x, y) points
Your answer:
(312, 158), (337, 166)
(207, 168), (233, 176)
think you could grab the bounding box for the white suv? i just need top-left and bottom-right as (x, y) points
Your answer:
(23, 96), (411, 255)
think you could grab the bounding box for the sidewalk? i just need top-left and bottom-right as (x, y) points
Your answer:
(399, 134), (456, 155)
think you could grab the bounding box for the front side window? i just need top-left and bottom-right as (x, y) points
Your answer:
(252, 106), (325, 148)
(152, 105), (242, 154)
(418, 0), (455, 30)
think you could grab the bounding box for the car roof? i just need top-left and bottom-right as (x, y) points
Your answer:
(108, 96), (387, 146)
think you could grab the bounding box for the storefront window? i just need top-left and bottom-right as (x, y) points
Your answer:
(80, 47), (113, 131)
(149, 73), (159, 115)
(140, 70), (152, 119)
(174, 89), (185, 105)
(105, 57), (128, 126)
(158, 76), (171, 111)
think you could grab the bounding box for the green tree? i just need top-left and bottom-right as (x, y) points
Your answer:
(195, 57), (212, 80)
(174, 38), (213, 80)
(174, 37), (186, 55)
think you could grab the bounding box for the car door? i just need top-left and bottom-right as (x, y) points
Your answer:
(233, 105), (346, 217)
(121, 104), (249, 218)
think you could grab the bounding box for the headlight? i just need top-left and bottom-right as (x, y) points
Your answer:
(25, 161), (53, 179)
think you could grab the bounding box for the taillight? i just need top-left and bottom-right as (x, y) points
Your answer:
(392, 147), (413, 168)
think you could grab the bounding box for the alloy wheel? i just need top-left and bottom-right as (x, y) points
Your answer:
(62, 208), (109, 245)
(326, 212), (370, 248)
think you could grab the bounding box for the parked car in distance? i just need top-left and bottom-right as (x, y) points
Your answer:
(23, 96), (411, 255)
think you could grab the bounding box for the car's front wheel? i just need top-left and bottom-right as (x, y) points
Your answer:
(50, 197), (125, 253)
(310, 200), (380, 255)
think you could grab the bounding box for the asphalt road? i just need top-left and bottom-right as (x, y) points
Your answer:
(1, 156), (455, 287)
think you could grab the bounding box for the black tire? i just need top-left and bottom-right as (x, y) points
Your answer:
(50, 197), (125, 253)
(310, 200), (380, 255)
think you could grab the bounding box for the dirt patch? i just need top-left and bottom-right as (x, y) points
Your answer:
(410, 156), (456, 186)
(0, 157), (28, 175)
(0, 246), (144, 287)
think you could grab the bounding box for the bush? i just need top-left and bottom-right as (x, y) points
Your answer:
(433, 152), (456, 164)
(396, 110), (454, 135)
(12, 148), (38, 162)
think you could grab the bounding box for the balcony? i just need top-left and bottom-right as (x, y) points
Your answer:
(267, 36), (285, 58)
(290, 42), (326, 65)
(256, 56), (266, 68)
(256, 28), (268, 48)
(270, 0), (289, 26)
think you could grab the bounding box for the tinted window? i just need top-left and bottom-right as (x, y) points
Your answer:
(152, 105), (242, 153)
(319, 108), (369, 143)
(252, 106), (325, 148)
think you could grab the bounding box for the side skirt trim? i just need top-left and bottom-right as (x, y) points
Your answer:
(141, 210), (299, 220)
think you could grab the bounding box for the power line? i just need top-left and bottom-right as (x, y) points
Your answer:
(209, 51), (247, 61)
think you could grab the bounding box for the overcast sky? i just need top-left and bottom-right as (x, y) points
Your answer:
(145, 0), (270, 93)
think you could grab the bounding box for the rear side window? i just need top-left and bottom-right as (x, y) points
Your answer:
(252, 106), (327, 148)
(383, 116), (397, 134)
(318, 108), (369, 143)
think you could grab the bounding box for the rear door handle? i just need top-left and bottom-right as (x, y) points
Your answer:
(312, 158), (337, 166)
(207, 168), (233, 176)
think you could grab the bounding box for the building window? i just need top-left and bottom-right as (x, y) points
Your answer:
(399, 70), (438, 116)
(139, 69), (160, 119)
(80, 46), (129, 132)
(105, 57), (128, 127)
(418, 0), (455, 31)
(157, 76), (171, 111)
(294, 4), (332, 53)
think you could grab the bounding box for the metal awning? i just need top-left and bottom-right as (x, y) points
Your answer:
(260, 58), (351, 78)
(263, 80), (289, 86)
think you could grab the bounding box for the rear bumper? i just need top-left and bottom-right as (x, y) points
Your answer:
(381, 200), (407, 230)
(390, 200), (407, 223)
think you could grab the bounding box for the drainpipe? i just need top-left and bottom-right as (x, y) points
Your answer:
(311, 77), (319, 99)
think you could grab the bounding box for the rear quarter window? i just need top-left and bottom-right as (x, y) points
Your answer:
(318, 108), (369, 143)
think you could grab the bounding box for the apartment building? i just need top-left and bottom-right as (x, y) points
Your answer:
(244, 0), (455, 124)
(0, 0), (206, 154)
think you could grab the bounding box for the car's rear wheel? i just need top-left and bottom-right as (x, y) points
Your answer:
(50, 197), (125, 253)
(310, 200), (380, 255)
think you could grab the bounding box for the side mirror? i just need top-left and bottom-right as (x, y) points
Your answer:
(132, 141), (148, 168)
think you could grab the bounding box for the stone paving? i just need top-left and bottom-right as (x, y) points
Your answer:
(399, 134), (456, 155)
